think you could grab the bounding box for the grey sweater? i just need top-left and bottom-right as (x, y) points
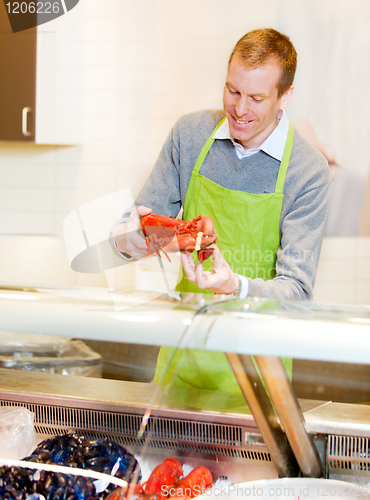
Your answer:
(135, 110), (331, 300)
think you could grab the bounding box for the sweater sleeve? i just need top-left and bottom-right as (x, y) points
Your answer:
(247, 177), (331, 301)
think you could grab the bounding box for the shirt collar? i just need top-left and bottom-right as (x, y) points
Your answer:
(213, 110), (289, 161)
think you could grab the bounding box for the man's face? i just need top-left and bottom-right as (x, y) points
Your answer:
(223, 56), (293, 149)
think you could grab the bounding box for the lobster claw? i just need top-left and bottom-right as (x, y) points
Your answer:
(144, 226), (176, 247)
(197, 247), (215, 263)
(193, 215), (217, 236)
(144, 226), (177, 262)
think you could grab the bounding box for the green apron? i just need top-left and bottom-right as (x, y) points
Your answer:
(154, 117), (294, 392)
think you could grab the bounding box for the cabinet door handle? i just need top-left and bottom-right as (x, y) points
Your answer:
(22, 107), (32, 137)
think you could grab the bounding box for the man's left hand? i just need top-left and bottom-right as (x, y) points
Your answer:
(181, 245), (239, 294)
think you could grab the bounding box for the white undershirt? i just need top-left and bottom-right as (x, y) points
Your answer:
(213, 109), (289, 161)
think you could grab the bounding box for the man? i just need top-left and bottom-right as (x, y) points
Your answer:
(114, 28), (330, 391)
(115, 28), (329, 300)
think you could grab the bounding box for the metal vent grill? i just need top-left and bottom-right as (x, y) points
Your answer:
(328, 435), (370, 472)
(32, 425), (271, 461)
(1, 400), (245, 449)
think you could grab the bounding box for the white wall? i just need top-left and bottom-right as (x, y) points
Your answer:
(314, 237), (370, 305)
(277, 0), (370, 179)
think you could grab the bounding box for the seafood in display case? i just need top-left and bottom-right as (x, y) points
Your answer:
(138, 457), (183, 497)
(0, 465), (96, 499)
(0, 433), (139, 499)
(21, 433), (139, 482)
(107, 459), (213, 500)
(0, 432), (214, 500)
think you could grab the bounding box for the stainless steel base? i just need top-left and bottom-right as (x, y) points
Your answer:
(1, 369), (370, 484)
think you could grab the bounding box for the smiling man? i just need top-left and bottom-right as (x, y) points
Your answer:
(116, 28), (330, 303)
(115, 28), (330, 391)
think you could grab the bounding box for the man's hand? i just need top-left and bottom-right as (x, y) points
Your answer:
(181, 245), (239, 294)
(115, 205), (152, 260)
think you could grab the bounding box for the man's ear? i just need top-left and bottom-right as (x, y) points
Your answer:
(280, 85), (294, 110)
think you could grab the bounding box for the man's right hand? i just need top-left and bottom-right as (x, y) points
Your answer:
(114, 205), (152, 260)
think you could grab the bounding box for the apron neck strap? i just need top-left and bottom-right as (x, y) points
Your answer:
(193, 117), (226, 174)
(275, 122), (294, 195)
(193, 117), (294, 196)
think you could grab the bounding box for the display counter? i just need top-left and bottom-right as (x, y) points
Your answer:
(0, 283), (370, 496)
(0, 284), (369, 361)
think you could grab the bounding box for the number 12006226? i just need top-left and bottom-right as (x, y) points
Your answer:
(5, 1), (61, 14)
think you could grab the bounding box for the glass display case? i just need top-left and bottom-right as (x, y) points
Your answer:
(0, 283), (370, 498)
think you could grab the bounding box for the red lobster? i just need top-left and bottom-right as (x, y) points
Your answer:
(144, 457), (184, 497)
(168, 466), (213, 499)
(105, 459), (212, 500)
(105, 457), (183, 500)
(140, 213), (217, 263)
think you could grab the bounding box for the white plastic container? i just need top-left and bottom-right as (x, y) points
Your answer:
(201, 478), (369, 500)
